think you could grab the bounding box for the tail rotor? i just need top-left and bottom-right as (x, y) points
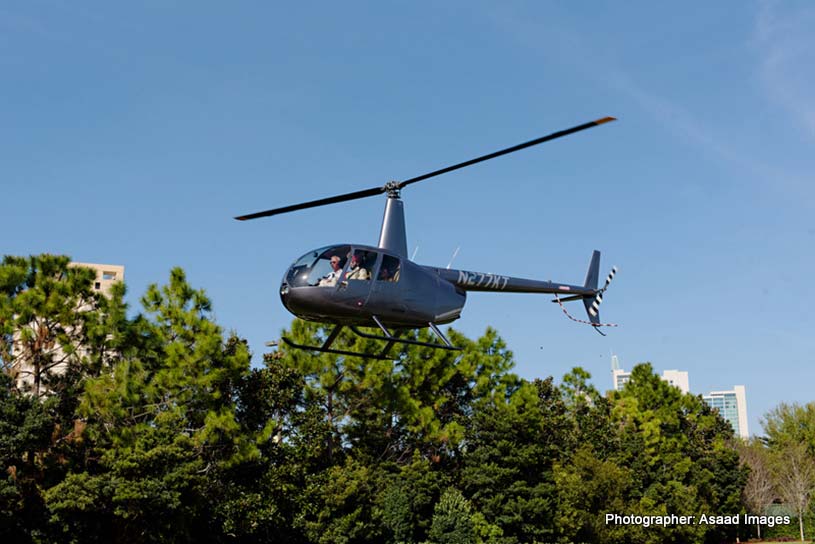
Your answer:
(553, 251), (619, 335)
(582, 265), (618, 335)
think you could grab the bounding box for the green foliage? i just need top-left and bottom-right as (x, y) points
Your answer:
(43, 267), (252, 542)
(0, 255), (112, 397)
(45, 430), (206, 543)
(81, 268), (251, 458)
(428, 488), (475, 544)
(605, 363), (746, 544)
(381, 452), (450, 543)
(0, 255), (756, 543)
(0, 372), (57, 542)
(763, 402), (815, 453)
(298, 458), (386, 544)
(554, 445), (632, 543)
(0, 256), (128, 543)
(461, 378), (564, 543)
(280, 321), (519, 467)
(758, 402), (815, 541)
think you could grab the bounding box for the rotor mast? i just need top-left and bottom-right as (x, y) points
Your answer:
(378, 182), (408, 257)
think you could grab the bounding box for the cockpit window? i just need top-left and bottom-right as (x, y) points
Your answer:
(286, 245), (350, 287)
(345, 250), (376, 281)
(377, 255), (401, 283)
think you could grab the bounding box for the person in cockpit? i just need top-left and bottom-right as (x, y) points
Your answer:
(319, 255), (344, 286)
(345, 253), (370, 281)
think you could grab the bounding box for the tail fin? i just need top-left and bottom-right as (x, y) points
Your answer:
(583, 250), (600, 291)
(582, 251), (601, 324)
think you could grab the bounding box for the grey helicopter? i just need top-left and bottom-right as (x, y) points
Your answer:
(236, 117), (618, 359)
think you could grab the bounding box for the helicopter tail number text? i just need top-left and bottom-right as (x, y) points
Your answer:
(457, 270), (510, 290)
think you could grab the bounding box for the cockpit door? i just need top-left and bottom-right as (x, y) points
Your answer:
(366, 254), (408, 319)
(335, 249), (379, 308)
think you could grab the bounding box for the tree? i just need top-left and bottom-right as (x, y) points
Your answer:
(380, 452), (451, 543)
(297, 458), (386, 544)
(554, 445), (632, 544)
(761, 401), (815, 542)
(428, 488), (475, 544)
(0, 255), (113, 397)
(735, 438), (776, 539)
(278, 321), (519, 467)
(460, 378), (569, 543)
(0, 372), (58, 542)
(762, 402), (815, 454)
(773, 442), (815, 542)
(0, 255), (128, 543)
(45, 268), (253, 543)
(608, 363), (746, 544)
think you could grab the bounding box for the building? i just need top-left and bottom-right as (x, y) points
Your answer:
(70, 262), (124, 298)
(610, 356), (749, 438)
(703, 386), (749, 439)
(611, 355), (631, 390)
(11, 262), (124, 393)
(661, 369), (690, 394)
(611, 357), (689, 394)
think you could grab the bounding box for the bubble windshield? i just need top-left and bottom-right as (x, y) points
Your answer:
(285, 245), (351, 287)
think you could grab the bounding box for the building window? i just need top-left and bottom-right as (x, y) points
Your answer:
(94, 282), (101, 290)
(102, 271), (117, 280)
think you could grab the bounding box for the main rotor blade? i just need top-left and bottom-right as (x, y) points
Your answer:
(397, 116), (616, 189)
(235, 186), (385, 221)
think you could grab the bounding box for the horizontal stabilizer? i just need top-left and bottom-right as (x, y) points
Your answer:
(552, 293), (584, 303)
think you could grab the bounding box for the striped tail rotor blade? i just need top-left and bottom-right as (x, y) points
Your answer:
(587, 266), (616, 320)
(589, 292), (603, 317)
(603, 266), (617, 290)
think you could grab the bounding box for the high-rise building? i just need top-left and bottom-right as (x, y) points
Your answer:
(703, 386), (749, 439)
(611, 354), (632, 390)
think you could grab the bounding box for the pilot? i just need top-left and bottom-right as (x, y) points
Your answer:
(318, 255), (344, 286)
(345, 253), (370, 281)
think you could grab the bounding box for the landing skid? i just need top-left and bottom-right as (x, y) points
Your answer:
(280, 317), (462, 359)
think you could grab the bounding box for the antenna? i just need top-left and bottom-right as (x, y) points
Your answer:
(411, 245), (419, 260)
(446, 246), (460, 270)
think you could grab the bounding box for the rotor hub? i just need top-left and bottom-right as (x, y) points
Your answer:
(384, 181), (401, 198)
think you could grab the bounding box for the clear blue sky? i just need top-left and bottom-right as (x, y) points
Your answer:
(3, 1), (813, 437)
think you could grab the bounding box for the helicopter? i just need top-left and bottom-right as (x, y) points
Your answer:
(236, 117), (619, 359)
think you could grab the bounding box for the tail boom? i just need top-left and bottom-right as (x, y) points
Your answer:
(429, 266), (594, 296)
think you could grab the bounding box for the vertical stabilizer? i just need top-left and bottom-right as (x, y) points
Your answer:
(584, 250), (600, 290)
(582, 250), (601, 324)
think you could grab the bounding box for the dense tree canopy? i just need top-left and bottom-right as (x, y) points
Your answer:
(0, 254), (765, 543)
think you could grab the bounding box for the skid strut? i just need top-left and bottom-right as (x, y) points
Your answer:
(350, 316), (460, 352)
(282, 324), (393, 360)
(280, 317), (461, 359)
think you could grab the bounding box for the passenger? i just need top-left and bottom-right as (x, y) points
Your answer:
(379, 255), (400, 282)
(345, 253), (370, 281)
(318, 256), (344, 286)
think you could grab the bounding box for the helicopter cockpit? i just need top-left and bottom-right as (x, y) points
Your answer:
(285, 245), (401, 288)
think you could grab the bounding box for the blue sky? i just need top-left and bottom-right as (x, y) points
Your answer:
(3, 1), (813, 436)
